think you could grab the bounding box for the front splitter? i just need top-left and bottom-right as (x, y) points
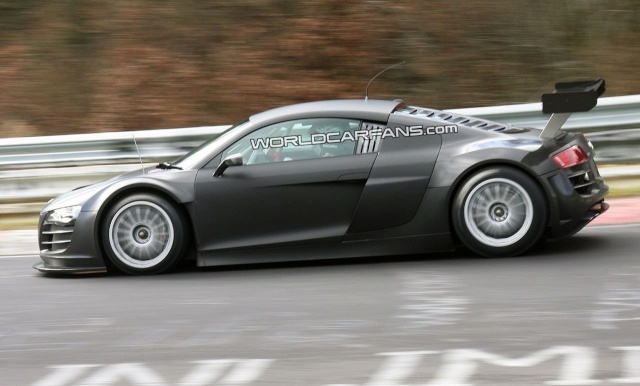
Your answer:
(33, 261), (108, 275)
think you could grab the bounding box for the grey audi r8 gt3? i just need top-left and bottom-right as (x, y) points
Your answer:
(35, 79), (609, 275)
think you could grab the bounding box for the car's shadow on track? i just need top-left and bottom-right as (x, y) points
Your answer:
(187, 252), (463, 275)
(532, 232), (619, 260)
(175, 232), (614, 276)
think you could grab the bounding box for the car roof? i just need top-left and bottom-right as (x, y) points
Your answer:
(249, 99), (403, 125)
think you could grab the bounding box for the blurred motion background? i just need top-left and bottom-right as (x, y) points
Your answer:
(1, 0), (639, 137)
(1, 0), (640, 233)
(2, 4), (640, 383)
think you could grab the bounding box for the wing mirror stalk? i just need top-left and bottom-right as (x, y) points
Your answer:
(214, 153), (243, 177)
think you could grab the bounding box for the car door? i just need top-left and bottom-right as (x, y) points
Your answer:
(193, 117), (378, 253)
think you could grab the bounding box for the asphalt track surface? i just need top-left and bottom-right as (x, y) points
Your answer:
(0, 224), (639, 385)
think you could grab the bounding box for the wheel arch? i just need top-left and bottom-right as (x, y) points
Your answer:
(94, 185), (195, 269)
(445, 160), (550, 245)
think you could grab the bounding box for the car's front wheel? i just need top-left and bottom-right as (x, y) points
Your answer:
(452, 166), (547, 257)
(101, 193), (189, 275)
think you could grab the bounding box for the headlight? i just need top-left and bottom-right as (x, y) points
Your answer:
(44, 206), (82, 226)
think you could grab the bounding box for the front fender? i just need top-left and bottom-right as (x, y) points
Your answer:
(81, 170), (198, 212)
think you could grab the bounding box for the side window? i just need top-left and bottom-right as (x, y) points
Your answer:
(222, 118), (367, 165)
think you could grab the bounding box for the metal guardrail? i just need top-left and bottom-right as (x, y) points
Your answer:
(0, 125), (231, 170)
(1, 96), (639, 206)
(2, 95), (640, 170)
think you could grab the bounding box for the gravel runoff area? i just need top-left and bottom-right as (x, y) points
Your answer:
(1, 196), (638, 257)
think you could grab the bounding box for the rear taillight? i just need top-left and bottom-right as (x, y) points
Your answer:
(552, 145), (589, 169)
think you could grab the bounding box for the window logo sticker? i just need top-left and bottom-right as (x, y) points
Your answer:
(249, 124), (459, 151)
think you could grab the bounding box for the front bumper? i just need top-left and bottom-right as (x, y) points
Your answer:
(34, 210), (108, 274)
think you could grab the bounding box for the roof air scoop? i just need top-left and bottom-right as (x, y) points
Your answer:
(539, 78), (605, 139)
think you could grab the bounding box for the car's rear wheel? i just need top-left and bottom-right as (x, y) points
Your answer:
(452, 166), (547, 257)
(102, 193), (189, 275)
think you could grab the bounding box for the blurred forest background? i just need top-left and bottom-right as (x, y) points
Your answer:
(1, 0), (639, 138)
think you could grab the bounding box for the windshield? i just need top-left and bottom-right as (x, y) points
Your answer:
(173, 121), (250, 170)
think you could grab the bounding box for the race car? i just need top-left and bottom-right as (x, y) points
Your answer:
(34, 79), (609, 275)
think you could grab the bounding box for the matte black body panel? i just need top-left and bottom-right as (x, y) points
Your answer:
(344, 187), (452, 242)
(82, 170), (198, 212)
(348, 114), (442, 233)
(192, 153), (377, 252)
(34, 96), (609, 274)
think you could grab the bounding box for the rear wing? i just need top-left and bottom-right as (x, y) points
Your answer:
(539, 78), (606, 139)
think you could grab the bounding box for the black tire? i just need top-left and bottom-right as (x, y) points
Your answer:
(451, 166), (547, 257)
(101, 193), (190, 275)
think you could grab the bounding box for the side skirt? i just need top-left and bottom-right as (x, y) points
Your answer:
(197, 233), (454, 267)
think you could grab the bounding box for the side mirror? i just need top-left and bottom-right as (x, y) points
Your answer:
(213, 153), (243, 177)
